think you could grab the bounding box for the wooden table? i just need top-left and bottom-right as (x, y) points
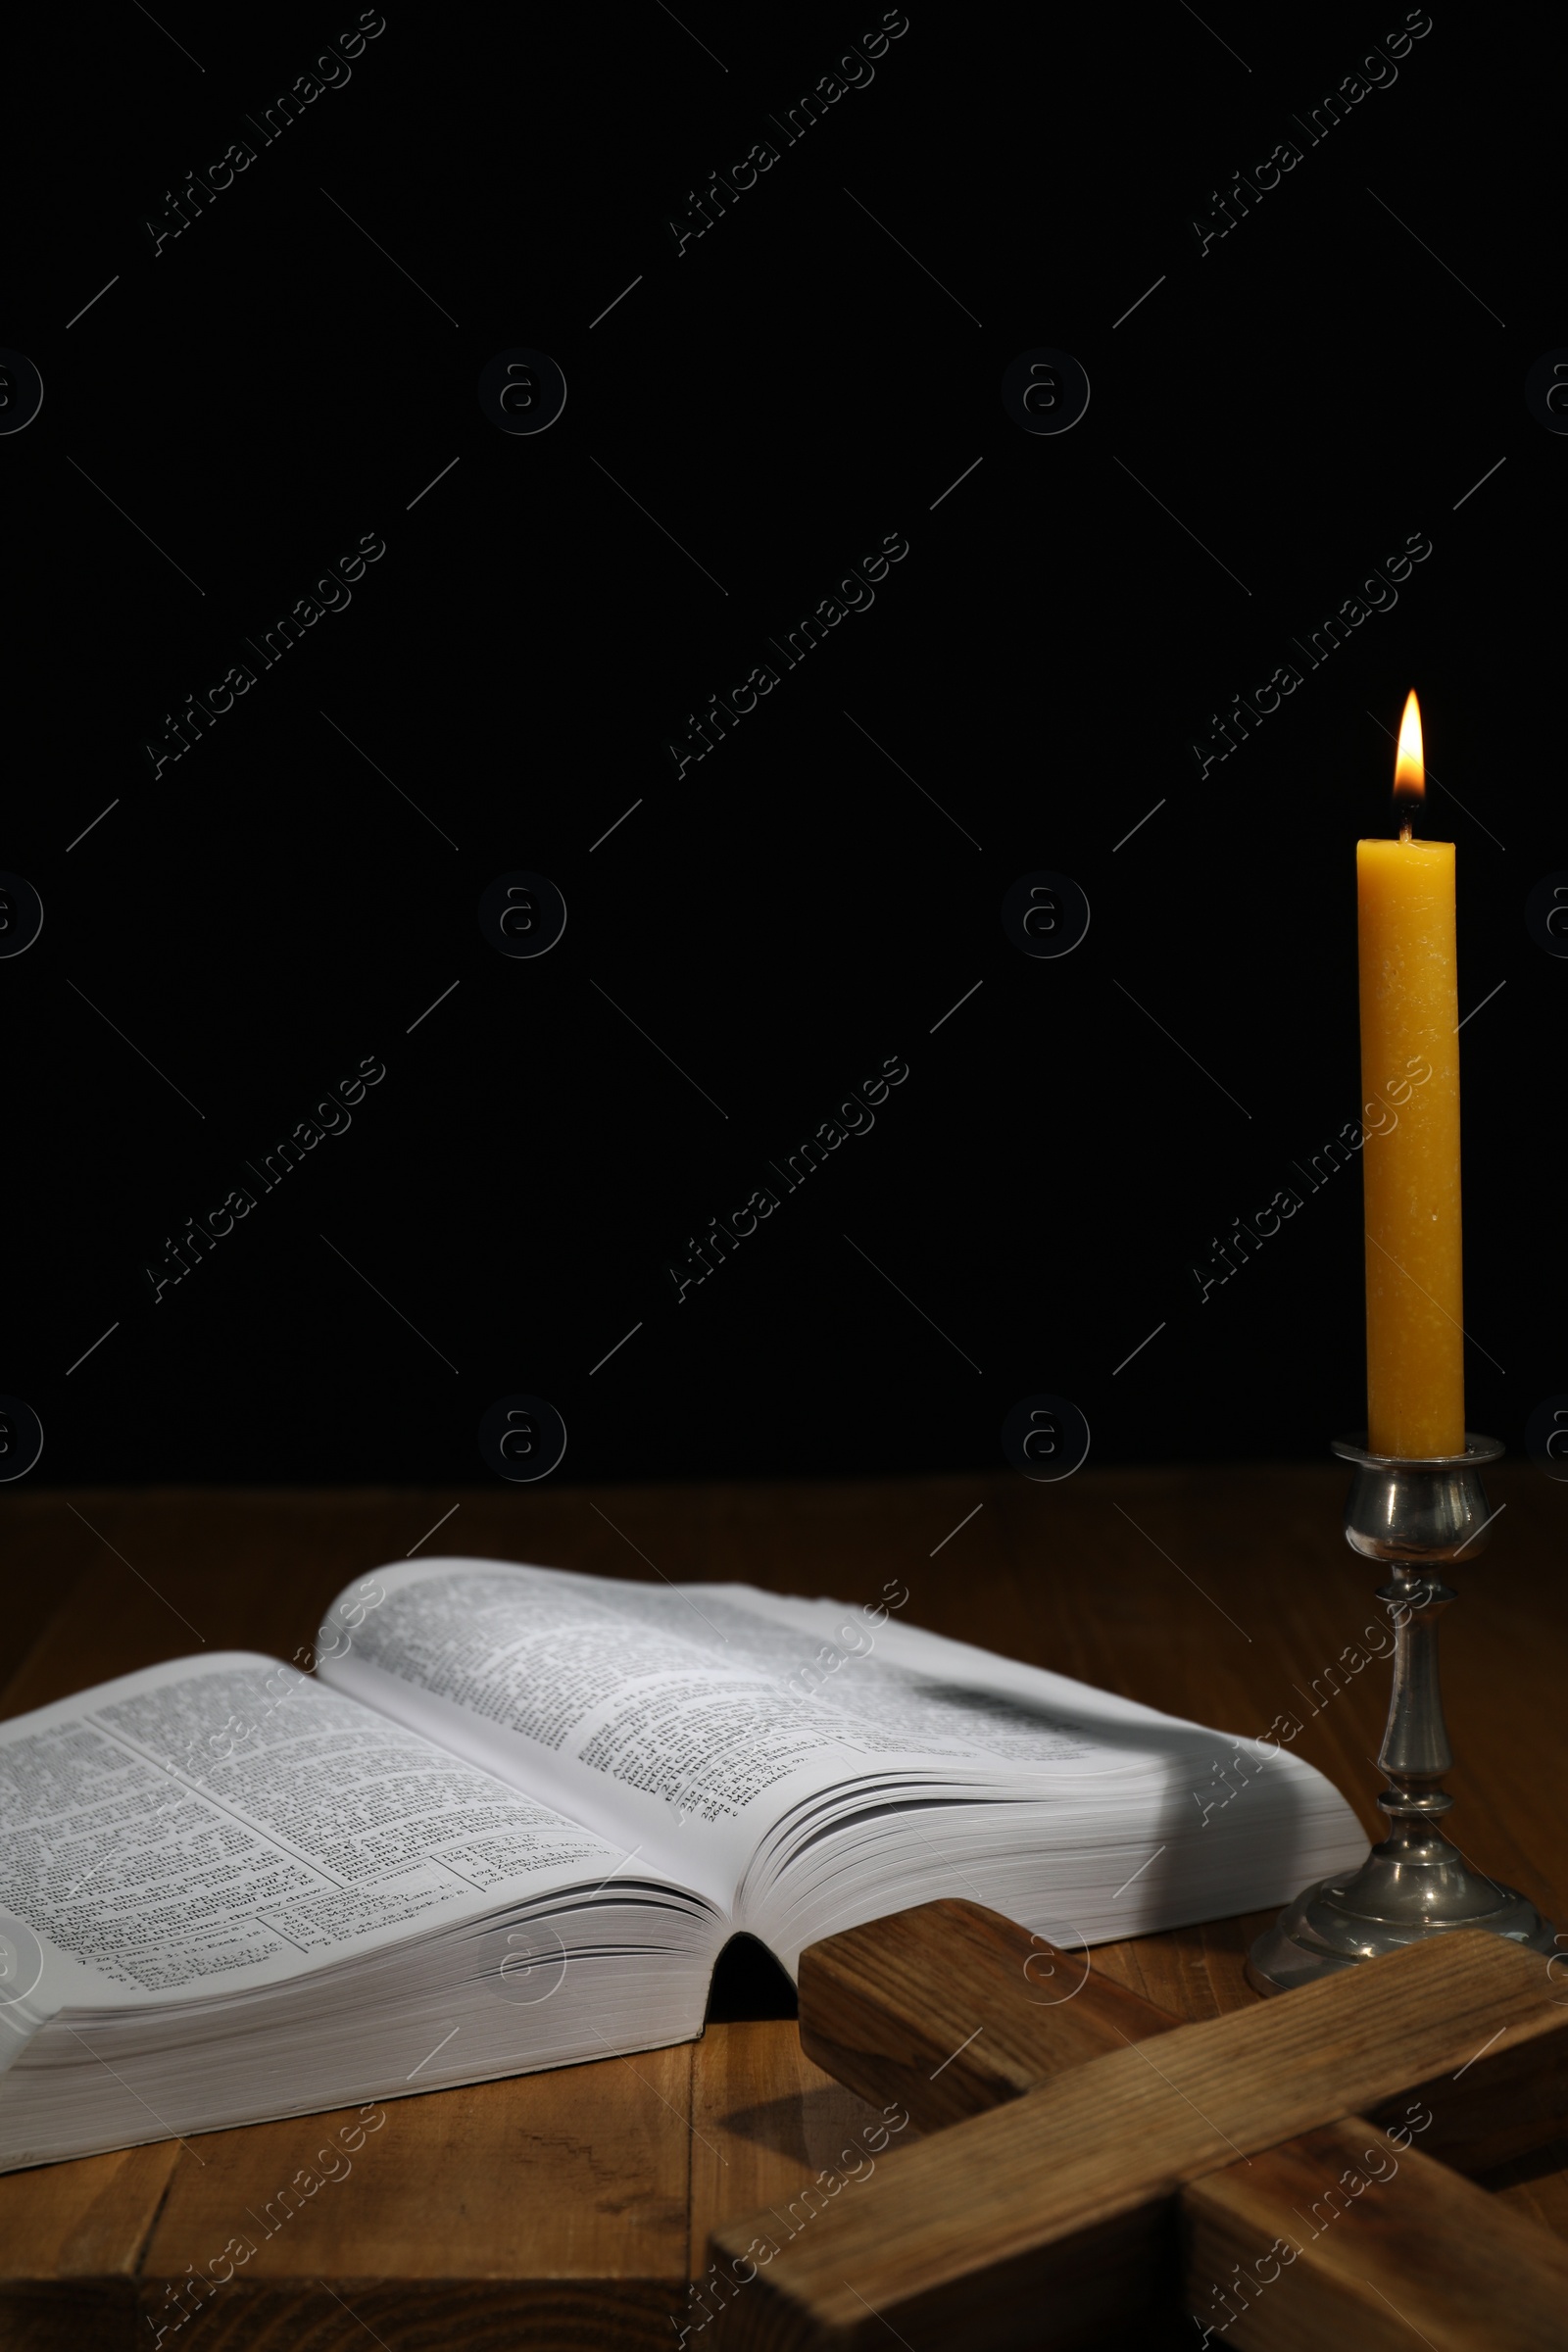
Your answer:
(1, 1468), (1563, 2348)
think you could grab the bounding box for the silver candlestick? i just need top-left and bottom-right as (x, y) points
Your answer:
(1249, 1433), (1556, 1995)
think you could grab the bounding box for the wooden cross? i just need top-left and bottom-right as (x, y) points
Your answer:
(702, 1901), (1568, 2349)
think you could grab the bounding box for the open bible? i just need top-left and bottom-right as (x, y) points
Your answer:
(0, 1556), (1367, 2171)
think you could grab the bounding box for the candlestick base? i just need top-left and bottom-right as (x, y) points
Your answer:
(1248, 1435), (1558, 1996)
(1248, 1867), (1554, 1994)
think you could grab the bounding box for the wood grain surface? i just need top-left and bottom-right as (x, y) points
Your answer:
(1185, 2119), (1568, 2352)
(797, 1897), (1183, 2129)
(0, 1468), (1562, 2347)
(771, 1898), (1568, 2351)
(712, 1931), (1568, 2350)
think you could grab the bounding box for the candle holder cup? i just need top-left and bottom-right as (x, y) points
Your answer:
(1248, 1433), (1556, 1995)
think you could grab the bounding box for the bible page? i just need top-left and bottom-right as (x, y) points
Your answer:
(0, 1649), (644, 2038)
(317, 1557), (1242, 1904)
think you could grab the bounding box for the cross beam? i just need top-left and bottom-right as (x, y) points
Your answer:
(705, 1902), (1568, 2349)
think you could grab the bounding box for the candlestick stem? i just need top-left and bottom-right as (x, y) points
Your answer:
(1248, 1436), (1555, 1994)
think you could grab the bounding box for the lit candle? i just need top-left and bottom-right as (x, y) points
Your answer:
(1355, 690), (1465, 1458)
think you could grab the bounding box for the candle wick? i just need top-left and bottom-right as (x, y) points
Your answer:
(1398, 818), (1413, 844)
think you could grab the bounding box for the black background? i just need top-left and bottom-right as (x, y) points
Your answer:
(5, 2), (1560, 1486)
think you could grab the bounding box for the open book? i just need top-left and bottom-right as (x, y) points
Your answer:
(0, 1556), (1367, 2171)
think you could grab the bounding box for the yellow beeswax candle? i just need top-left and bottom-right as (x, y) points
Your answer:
(1356, 690), (1464, 1457)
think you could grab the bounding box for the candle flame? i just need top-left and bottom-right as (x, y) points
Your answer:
(1393, 690), (1424, 835)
